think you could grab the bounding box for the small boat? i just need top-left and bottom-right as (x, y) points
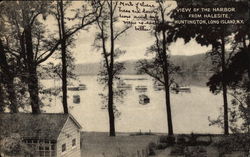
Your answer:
(73, 95), (80, 104)
(139, 94), (150, 105)
(68, 84), (87, 91)
(135, 85), (147, 92)
(137, 78), (147, 80)
(101, 105), (107, 110)
(179, 87), (191, 93)
(154, 83), (165, 91)
(78, 84), (87, 90)
(117, 81), (132, 90)
(172, 87), (191, 93)
(68, 86), (79, 91)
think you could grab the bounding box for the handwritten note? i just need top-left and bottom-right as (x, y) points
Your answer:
(118, 1), (158, 31)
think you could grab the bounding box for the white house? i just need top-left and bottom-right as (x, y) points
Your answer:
(0, 113), (82, 157)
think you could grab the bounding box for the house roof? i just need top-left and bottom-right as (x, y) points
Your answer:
(0, 113), (81, 140)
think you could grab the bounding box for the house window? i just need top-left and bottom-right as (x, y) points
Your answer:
(27, 139), (32, 143)
(62, 143), (66, 153)
(39, 140), (44, 144)
(39, 146), (44, 151)
(72, 139), (76, 147)
(51, 144), (55, 151)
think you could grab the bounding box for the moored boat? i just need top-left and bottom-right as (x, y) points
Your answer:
(179, 87), (191, 92)
(139, 94), (150, 105)
(78, 84), (87, 90)
(68, 86), (79, 91)
(172, 86), (191, 93)
(117, 81), (132, 90)
(153, 83), (164, 91)
(101, 105), (107, 110)
(68, 83), (87, 91)
(73, 95), (80, 103)
(135, 85), (147, 92)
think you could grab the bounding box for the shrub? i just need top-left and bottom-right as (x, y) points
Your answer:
(213, 135), (250, 155)
(170, 145), (185, 155)
(159, 135), (168, 143)
(184, 146), (207, 157)
(188, 133), (198, 146)
(177, 136), (187, 145)
(185, 134), (213, 146)
(156, 143), (168, 150)
(195, 141), (211, 146)
(159, 135), (175, 145)
(0, 134), (33, 156)
(198, 147), (207, 153)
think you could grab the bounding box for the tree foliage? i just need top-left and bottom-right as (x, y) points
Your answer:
(168, 0), (249, 135)
(0, 1), (102, 113)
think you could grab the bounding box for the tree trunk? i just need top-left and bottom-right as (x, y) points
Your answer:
(108, 74), (115, 136)
(27, 65), (40, 114)
(61, 42), (68, 114)
(24, 25), (40, 114)
(162, 48), (174, 136)
(163, 71), (174, 136)
(222, 80), (229, 135)
(161, 10), (174, 136)
(59, 0), (69, 114)
(61, 42), (68, 113)
(108, 0), (116, 136)
(221, 30), (229, 135)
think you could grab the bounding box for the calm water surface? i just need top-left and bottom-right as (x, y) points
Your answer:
(41, 75), (224, 134)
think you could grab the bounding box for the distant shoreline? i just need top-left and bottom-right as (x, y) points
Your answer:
(81, 131), (225, 136)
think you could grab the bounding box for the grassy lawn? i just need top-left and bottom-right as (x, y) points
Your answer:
(80, 132), (159, 157)
(80, 133), (250, 157)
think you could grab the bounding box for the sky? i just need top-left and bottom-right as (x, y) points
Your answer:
(45, 1), (212, 64)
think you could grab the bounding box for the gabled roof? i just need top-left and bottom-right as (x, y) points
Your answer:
(68, 114), (82, 129)
(0, 113), (81, 140)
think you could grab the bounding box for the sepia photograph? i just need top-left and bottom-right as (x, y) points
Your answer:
(0, 0), (249, 156)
